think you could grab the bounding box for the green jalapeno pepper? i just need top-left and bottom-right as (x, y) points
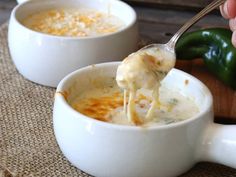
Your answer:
(175, 28), (236, 90)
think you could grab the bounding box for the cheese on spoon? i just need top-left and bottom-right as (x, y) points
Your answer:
(116, 47), (175, 125)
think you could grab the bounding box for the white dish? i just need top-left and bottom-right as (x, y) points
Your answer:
(9, 0), (138, 87)
(53, 62), (236, 177)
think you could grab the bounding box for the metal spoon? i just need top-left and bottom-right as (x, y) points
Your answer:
(140, 0), (226, 58)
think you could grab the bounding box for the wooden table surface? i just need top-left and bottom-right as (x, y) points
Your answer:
(0, 0), (235, 123)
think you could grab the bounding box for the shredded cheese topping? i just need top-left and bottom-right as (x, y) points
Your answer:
(22, 8), (124, 37)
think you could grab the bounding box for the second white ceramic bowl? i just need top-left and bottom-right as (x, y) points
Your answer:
(9, 0), (138, 87)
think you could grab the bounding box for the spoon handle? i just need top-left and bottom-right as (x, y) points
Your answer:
(167, 0), (226, 49)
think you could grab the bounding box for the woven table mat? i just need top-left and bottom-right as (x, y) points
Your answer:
(0, 22), (236, 177)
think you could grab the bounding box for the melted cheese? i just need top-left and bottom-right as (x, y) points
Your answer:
(70, 86), (199, 126)
(116, 47), (176, 124)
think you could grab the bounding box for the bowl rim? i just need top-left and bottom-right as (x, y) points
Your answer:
(11, 0), (137, 40)
(54, 61), (213, 131)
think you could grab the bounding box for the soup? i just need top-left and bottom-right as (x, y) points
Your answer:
(69, 80), (199, 126)
(22, 8), (124, 37)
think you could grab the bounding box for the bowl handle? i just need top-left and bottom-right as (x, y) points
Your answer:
(198, 123), (236, 168)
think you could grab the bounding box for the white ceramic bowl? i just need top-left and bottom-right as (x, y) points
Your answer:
(8, 0), (138, 87)
(53, 62), (236, 177)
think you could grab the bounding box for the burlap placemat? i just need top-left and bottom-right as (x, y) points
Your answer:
(0, 22), (236, 177)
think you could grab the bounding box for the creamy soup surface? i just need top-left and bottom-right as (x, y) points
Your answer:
(70, 81), (199, 127)
(22, 8), (124, 37)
